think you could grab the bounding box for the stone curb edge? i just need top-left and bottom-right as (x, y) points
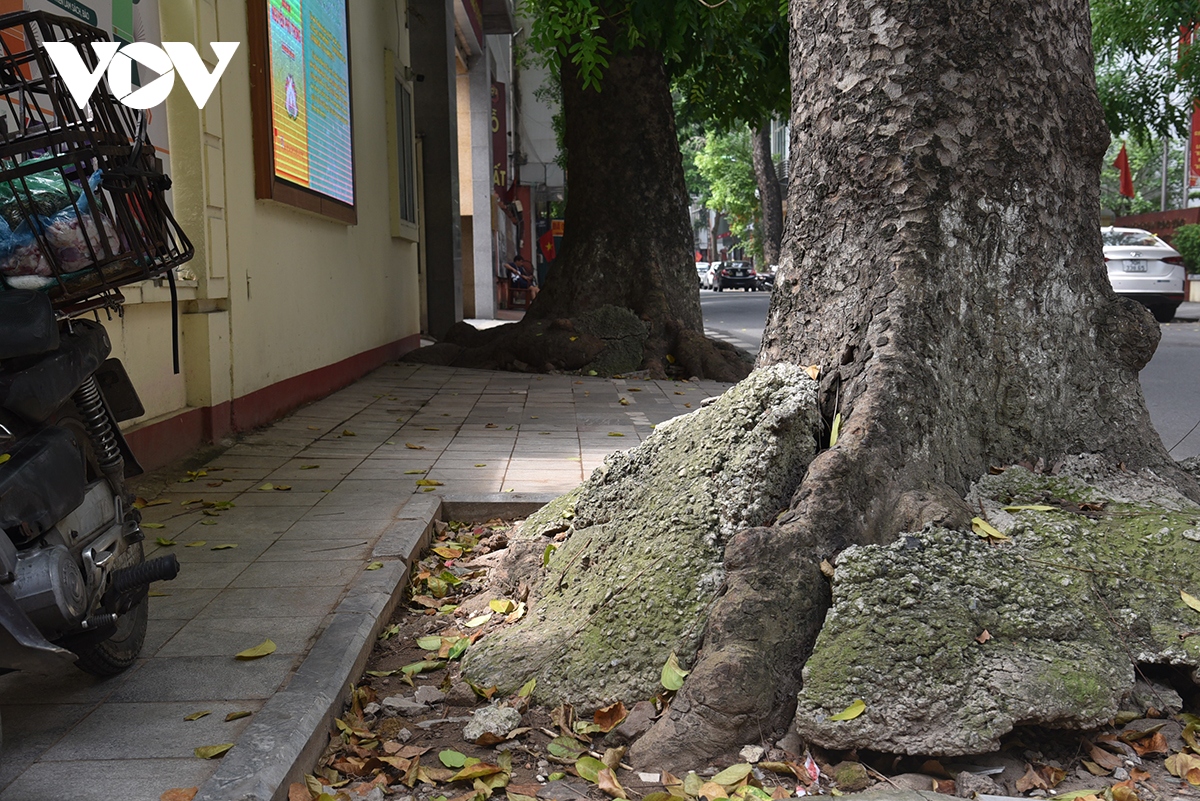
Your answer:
(193, 493), (555, 801)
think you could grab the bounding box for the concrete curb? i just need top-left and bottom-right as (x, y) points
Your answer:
(192, 494), (549, 801)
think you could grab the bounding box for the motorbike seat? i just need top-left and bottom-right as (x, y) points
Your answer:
(0, 290), (59, 360)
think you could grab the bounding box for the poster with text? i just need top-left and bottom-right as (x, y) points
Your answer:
(267, 0), (353, 206)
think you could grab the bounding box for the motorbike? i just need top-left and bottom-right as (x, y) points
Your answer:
(0, 9), (194, 742)
(0, 289), (180, 681)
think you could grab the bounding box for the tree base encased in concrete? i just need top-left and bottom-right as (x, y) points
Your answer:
(797, 462), (1200, 755)
(462, 366), (821, 707)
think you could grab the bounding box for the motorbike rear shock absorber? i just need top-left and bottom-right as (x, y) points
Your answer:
(72, 375), (125, 491)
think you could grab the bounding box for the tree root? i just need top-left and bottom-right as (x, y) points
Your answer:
(402, 308), (752, 381)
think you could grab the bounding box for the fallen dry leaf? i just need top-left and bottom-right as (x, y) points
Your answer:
(594, 701), (628, 733)
(194, 743), (234, 759)
(975, 629), (992, 644)
(235, 639), (277, 660)
(1086, 741), (1124, 771)
(160, 789), (198, 801)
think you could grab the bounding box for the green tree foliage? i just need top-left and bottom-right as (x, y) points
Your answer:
(1092, 0), (1200, 139)
(694, 127), (762, 259)
(676, 96), (711, 202)
(520, 0), (788, 127)
(1171, 223), (1200, 269)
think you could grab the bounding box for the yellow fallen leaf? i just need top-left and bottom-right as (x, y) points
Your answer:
(711, 764), (753, 786)
(829, 413), (842, 447)
(830, 698), (866, 721)
(225, 711), (253, 721)
(465, 613), (493, 628)
(194, 743), (234, 760)
(299, 464), (320, 470)
(142, 523), (166, 529)
(235, 639), (277, 659)
(211, 544), (238, 550)
(342, 430), (356, 437)
(184, 710), (211, 721)
(698, 782), (728, 801)
(416, 479), (444, 487)
(144, 498), (171, 507)
(1182, 590), (1200, 613)
(185, 541), (206, 547)
(0, 454), (10, 465)
(424, 427), (440, 431)
(619, 398), (630, 406)
(405, 443), (426, 450)
(273, 484), (292, 492)
(1004, 505), (1056, 512)
(607, 432), (625, 437)
(366, 561), (384, 570)
(804, 365), (820, 380)
(489, 599), (516, 614)
(258, 483), (275, 491)
(405, 470), (427, 474)
(506, 601), (527, 623)
(971, 517), (1009, 540)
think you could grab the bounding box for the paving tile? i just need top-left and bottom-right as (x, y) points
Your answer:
(277, 519), (393, 542)
(155, 616), (323, 658)
(108, 655), (298, 703)
(143, 617), (188, 656)
(0, 667), (123, 706)
(39, 700), (263, 761)
(144, 588), (221, 620)
(257, 537), (375, 562)
(0, 758), (218, 801)
(0, 703), (93, 787)
(229, 559), (362, 589)
(200, 586), (345, 619)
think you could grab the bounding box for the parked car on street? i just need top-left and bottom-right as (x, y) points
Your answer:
(757, 264), (777, 291)
(711, 261), (759, 291)
(695, 261), (710, 288)
(1101, 227), (1187, 323)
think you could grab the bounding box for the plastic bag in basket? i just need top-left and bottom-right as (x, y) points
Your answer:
(44, 172), (122, 273)
(0, 215), (52, 282)
(0, 155), (81, 229)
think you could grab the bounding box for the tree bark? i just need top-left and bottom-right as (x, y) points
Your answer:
(634, 0), (1198, 768)
(519, 29), (747, 380)
(468, 0), (1200, 774)
(750, 122), (783, 265)
(408, 27), (751, 381)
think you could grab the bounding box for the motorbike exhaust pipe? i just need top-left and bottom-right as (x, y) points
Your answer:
(109, 554), (180, 594)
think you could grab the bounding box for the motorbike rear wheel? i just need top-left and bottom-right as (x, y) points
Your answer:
(73, 540), (148, 677)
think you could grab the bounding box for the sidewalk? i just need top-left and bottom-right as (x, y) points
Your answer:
(0, 363), (732, 801)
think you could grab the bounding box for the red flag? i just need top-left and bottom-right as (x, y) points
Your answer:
(1114, 143), (1135, 198)
(538, 230), (556, 261)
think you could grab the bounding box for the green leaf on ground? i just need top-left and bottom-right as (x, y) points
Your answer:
(830, 698), (866, 721)
(607, 432), (624, 437)
(365, 561), (384, 570)
(211, 543), (238, 550)
(518, 677), (536, 698)
(575, 756), (607, 783)
(661, 652), (689, 691)
(235, 639), (276, 660)
(465, 613), (492, 628)
(712, 764), (753, 786)
(194, 743), (234, 759)
(542, 544), (556, 566)
(225, 711), (253, 721)
(547, 736), (586, 759)
(489, 599), (516, 614)
(416, 635), (443, 651)
(439, 749), (470, 768)
(417, 479), (444, 487)
(447, 638), (469, 660)
(300, 464), (320, 470)
(1004, 504), (1056, 512)
(185, 541), (206, 547)
(829, 413), (842, 447)
(184, 710), (211, 721)
(155, 537), (176, 546)
(401, 660), (445, 676)
(142, 523), (165, 529)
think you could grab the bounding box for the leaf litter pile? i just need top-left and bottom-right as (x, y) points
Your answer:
(290, 518), (1200, 801)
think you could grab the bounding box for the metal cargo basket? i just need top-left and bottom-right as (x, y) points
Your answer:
(0, 10), (193, 314)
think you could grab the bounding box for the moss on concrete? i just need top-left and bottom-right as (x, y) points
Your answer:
(795, 465), (1200, 755)
(463, 365), (821, 708)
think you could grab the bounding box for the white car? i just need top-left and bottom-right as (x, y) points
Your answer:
(1102, 227), (1187, 323)
(695, 262), (710, 288)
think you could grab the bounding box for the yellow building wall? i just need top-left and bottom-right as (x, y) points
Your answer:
(105, 0), (421, 445)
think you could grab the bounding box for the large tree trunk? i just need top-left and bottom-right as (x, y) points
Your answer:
(406, 27), (751, 380)
(467, 0), (1200, 773)
(750, 122), (783, 265)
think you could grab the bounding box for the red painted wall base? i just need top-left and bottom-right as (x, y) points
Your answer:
(124, 334), (422, 471)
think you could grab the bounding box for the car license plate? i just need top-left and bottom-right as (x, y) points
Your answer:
(1125, 260), (1147, 272)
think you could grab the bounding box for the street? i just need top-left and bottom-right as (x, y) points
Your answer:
(701, 291), (1200, 461)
